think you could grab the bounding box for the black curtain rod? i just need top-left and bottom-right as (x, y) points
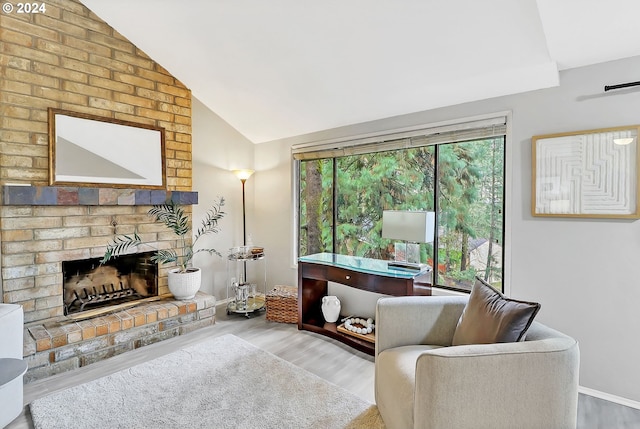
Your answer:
(604, 80), (640, 92)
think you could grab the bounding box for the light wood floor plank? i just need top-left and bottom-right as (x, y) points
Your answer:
(6, 307), (640, 429)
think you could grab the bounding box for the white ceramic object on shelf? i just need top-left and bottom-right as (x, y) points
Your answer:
(321, 295), (341, 323)
(168, 267), (201, 300)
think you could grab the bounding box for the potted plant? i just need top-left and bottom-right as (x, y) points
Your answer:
(101, 198), (225, 300)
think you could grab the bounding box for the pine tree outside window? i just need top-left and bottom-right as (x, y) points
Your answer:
(294, 116), (507, 293)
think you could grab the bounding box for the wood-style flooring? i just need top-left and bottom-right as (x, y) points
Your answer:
(7, 306), (640, 429)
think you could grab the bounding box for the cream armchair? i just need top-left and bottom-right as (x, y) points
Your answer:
(375, 296), (580, 429)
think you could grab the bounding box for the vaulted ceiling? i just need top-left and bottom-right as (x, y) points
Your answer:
(81, 0), (640, 143)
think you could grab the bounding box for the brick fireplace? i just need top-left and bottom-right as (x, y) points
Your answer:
(1, 185), (201, 322)
(0, 0), (217, 381)
(0, 186), (216, 381)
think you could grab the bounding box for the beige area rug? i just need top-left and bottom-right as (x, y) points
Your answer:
(30, 334), (385, 429)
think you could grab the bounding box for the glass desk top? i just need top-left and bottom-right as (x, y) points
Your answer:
(298, 252), (430, 279)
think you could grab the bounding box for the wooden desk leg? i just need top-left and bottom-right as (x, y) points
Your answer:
(298, 275), (327, 329)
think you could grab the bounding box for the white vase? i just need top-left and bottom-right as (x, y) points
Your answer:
(168, 267), (201, 300)
(321, 295), (341, 323)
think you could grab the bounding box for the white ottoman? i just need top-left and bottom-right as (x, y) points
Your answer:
(0, 304), (26, 428)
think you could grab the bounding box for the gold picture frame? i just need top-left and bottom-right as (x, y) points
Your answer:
(532, 125), (640, 218)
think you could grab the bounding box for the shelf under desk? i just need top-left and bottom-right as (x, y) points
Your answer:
(297, 252), (432, 355)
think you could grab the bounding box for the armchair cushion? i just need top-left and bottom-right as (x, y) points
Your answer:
(452, 278), (540, 346)
(376, 344), (444, 429)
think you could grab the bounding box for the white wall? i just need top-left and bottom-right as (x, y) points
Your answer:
(191, 97), (257, 301)
(250, 55), (640, 404)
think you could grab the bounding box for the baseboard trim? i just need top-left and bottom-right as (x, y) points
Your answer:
(579, 386), (640, 410)
(217, 297), (232, 307)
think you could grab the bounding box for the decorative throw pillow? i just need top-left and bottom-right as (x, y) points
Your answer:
(451, 278), (541, 346)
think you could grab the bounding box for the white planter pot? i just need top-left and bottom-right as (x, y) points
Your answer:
(168, 267), (201, 300)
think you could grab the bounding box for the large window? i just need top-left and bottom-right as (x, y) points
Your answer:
(295, 117), (506, 292)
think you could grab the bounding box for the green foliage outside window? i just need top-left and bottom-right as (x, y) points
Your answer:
(298, 137), (504, 292)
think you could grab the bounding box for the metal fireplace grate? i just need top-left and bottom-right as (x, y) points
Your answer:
(62, 251), (158, 316)
(66, 282), (145, 313)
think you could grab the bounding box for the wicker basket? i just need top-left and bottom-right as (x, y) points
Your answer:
(266, 285), (298, 324)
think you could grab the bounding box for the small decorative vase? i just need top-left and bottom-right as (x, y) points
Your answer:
(168, 267), (201, 300)
(321, 295), (341, 323)
(234, 283), (249, 310)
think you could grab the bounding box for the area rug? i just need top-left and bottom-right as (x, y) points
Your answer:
(30, 334), (385, 429)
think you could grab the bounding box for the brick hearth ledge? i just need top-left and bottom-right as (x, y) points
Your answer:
(23, 292), (215, 382)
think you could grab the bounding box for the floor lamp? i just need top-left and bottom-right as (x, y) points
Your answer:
(233, 169), (254, 280)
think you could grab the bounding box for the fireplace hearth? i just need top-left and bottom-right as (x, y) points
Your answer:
(63, 252), (158, 316)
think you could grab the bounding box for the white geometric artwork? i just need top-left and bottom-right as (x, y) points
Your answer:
(534, 128), (638, 217)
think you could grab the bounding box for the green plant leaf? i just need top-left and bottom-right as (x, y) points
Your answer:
(100, 232), (143, 264)
(102, 198), (225, 269)
(149, 201), (190, 237)
(151, 249), (178, 265)
(194, 197), (225, 244)
(193, 248), (222, 258)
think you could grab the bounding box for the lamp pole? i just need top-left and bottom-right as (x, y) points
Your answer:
(233, 169), (254, 281)
(240, 177), (247, 246)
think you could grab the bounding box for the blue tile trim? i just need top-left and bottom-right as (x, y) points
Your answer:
(78, 188), (99, 205)
(150, 190), (169, 205)
(1, 186), (198, 206)
(3, 186), (36, 205)
(34, 187), (58, 205)
(178, 192), (198, 205)
(117, 190), (136, 205)
(134, 190), (151, 205)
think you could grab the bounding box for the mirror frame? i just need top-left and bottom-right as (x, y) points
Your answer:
(48, 108), (166, 189)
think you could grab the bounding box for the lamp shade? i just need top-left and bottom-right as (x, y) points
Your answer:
(233, 169), (254, 181)
(382, 210), (435, 243)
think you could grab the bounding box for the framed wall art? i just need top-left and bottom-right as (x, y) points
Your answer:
(48, 108), (166, 189)
(532, 125), (640, 218)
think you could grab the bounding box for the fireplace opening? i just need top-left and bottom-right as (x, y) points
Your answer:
(62, 252), (158, 316)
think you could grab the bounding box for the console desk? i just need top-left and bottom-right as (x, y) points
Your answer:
(297, 252), (431, 355)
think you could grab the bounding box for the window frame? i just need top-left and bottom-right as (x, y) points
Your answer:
(292, 112), (512, 296)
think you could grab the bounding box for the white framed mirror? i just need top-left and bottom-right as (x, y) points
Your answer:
(48, 108), (166, 189)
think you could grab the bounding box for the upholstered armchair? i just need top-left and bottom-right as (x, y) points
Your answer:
(375, 295), (580, 429)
